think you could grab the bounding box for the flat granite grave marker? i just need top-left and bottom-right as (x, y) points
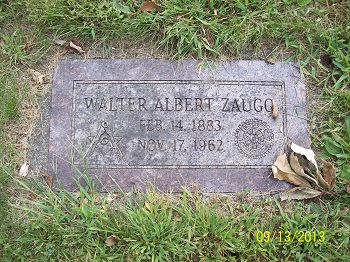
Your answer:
(49, 59), (308, 192)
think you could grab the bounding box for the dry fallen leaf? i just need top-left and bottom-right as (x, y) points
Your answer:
(316, 169), (330, 191)
(281, 187), (322, 201)
(72, 192), (81, 199)
(347, 184), (350, 194)
(138, 1), (160, 13)
(272, 141), (338, 200)
(94, 194), (101, 203)
(69, 41), (85, 53)
(341, 207), (349, 215)
(294, 153), (317, 179)
(28, 192), (38, 201)
(40, 170), (54, 188)
(105, 194), (114, 204)
(290, 152), (318, 185)
(30, 69), (47, 84)
(66, 41), (85, 54)
(272, 99), (278, 119)
(266, 57), (275, 64)
(53, 39), (66, 46)
(322, 159), (336, 191)
(19, 162), (29, 177)
(106, 235), (121, 246)
(272, 153), (311, 187)
(291, 142), (318, 173)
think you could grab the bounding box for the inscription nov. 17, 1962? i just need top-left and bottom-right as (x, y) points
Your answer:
(73, 81), (284, 167)
(49, 59), (308, 192)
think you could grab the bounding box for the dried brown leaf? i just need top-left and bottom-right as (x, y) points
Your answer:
(272, 154), (311, 187)
(67, 41), (85, 54)
(19, 162), (29, 177)
(69, 41), (85, 53)
(322, 159), (336, 191)
(281, 187), (322, 201)
(53, 39), (66, 46)
(291, 142), (318, 173)
(106, 235), (121, 246)
(347, 184), (350, 194)
(290, 152), (318, 185)
(28, 193), (38, 201)
(40, 170), (54, 188)
(72, 192), (80, 199)
(341, 207), (349, 215)
(94, 195), (101, 203)
(295, 153), (317, 179)
(106, 194), (114, 204)
(46, 175), (54, 188)
(316, 170), (330, 191)
(30, 69), (47, 84)
(138, 1), (160, 13)
(272, 99), (278, 119)
(266, 57), (275, 64)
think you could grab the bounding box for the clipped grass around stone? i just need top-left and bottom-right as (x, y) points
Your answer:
(0, 0), (349, 261)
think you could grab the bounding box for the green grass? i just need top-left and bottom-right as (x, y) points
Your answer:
(0, 0), (349, 261)
(23, 0), (349, 124)
(1, 176), (349, 261)
(0, 2), (31, 258)
(0, 66), (21, 260)
(26, 0), (348, 62)
(0, 66), (20, 124)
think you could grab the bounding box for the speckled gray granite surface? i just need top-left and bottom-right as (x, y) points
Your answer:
(33, 59), (308, 192)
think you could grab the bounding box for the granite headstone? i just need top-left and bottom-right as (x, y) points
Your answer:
(49, 59), (308, 192)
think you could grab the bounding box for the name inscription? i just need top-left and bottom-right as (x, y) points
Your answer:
(83, 96), (273, 113)
(72, 81), (286, 168)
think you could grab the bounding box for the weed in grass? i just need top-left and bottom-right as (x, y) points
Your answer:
(0, 166), (11, 259)
(114, 190), (191, 261)
(174, 189), (239, 260)
(0, 62), (22, 258)
(323, 28), (350, 90)
(0, 143), (21, 260)
(323, 116), (350, 181)
(0, 30), (30, 65)
(6, 173), (119, 261)
(0, 66), (20, 126)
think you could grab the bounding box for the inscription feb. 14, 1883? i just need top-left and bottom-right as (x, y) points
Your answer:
(71, 80), (286, 168)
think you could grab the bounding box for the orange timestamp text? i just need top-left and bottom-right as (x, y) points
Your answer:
(255, 230), (325, 243)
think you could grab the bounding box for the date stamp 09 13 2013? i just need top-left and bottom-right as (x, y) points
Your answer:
(255, 230), (325, 243)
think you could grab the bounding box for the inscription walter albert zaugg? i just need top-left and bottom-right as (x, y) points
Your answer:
(83, 96), (274, 113)
(69, 79), (287, 168)
(78, 92), (277, 165)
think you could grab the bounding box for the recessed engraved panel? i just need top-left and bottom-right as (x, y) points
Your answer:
(72, 80), (286, 168)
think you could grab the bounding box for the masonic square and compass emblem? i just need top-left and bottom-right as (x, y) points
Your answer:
(85, 121), (126, 165)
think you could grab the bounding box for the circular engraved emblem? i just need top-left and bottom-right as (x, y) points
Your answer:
(235, 118), (274, 159)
